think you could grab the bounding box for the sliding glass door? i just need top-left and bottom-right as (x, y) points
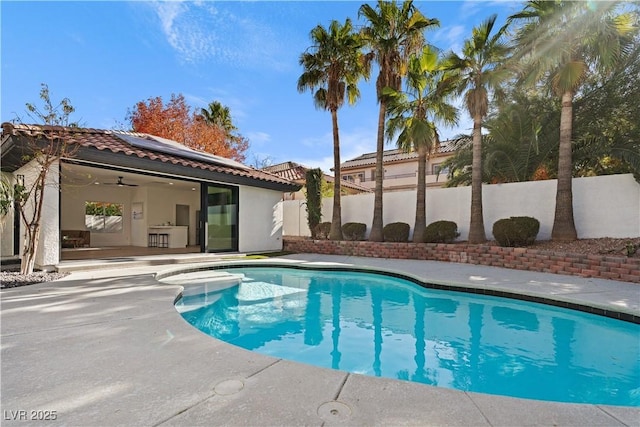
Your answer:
(203, 184), (238, 252)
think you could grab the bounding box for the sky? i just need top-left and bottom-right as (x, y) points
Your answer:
(1, 1), (522, 173)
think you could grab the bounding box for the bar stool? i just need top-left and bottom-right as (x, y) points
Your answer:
(158, 233), (169, 248)
(148, 233), (158, 247)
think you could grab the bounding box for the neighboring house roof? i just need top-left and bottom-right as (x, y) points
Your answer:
(340, 138), (465, 170)
(1, 123), (300, 192)
(263, 161), (372, 193)
(263, 161), (308, 183)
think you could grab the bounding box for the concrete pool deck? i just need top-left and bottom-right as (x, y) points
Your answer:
(1, 254), (639, 426)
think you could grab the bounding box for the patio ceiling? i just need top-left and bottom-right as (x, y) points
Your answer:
(61, 163), (199, 192)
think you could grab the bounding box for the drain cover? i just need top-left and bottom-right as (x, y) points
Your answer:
(317, 401), (351, 422)
(214, 379), (244, 395)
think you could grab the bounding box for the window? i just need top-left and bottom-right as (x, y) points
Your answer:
(85, 201), (123, 233)
(432, 164), (449, 176)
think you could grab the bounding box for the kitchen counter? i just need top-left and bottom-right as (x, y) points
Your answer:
(148, 226), (188, 248)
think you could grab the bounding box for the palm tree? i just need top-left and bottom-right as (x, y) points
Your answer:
(482, 90), (559, 183)
(200, 101), (237, 134)
(298, 18), (369, 240)
(444, 14), (510, 244)
(359, 0), (439, 241)
(385, 46), (458, 242)
(509, 1), (635, 241)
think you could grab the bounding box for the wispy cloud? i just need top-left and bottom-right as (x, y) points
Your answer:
(147, 1), (289, 70)
(432, 25), (466, 54)
(183, 93), (209, 109)
(460, 0), (521, 22)
(246, 131), (271, 146)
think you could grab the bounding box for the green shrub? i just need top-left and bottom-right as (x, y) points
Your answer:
(383, 222), (410, 242)
(492, 216), (540, 247)
(342, 222), (367, 241)
(314, 222), (331, 240)
(423, 220), (460, 243)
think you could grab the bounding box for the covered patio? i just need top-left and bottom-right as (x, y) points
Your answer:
(1, 123), (300, 269)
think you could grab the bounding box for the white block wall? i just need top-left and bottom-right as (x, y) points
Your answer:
(284, 174), (640, 240)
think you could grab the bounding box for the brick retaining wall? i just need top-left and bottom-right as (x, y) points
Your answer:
(283, 237), (640, 284)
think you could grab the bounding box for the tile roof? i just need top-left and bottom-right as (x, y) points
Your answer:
(1, 123), (297, 189)
(263, 161), (372, 193)
(263, 161), (307, 182)
(341, 137), (467, 169)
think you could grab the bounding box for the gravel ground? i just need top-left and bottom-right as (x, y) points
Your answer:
(528, 237), (640, 258)
(0, 265), (69, 289)
(1, 238), (638, 289)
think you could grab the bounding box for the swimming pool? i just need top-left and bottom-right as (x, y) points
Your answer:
(172, 265), (640, 407)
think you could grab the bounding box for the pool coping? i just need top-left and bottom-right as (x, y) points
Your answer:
(157, 258), (640, 324)
(1, 254), (639, 426)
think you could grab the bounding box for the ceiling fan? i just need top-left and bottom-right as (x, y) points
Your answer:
(104, 176), (138, 187)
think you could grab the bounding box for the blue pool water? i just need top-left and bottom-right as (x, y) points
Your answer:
(175, 266), (640, 406)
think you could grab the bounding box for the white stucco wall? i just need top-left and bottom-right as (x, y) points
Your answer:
(286, 174), (640, 241)
(1, 172), (16, 257)
(239, 186), (284, 252)
(282, 199), (310, 237)
(13, 160), (61, 268)
(130, 187), (149, 247)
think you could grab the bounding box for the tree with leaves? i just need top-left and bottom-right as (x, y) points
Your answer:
(1, 84), (79, 274)
(509, 1), (636, 241)
(385, 46), (458, 242)
(198, 100), (251, 156)
(359, 0), (439, 241)
(298, 18), (369, 241)
(127, 94), (249, 162)
(572, 33), (640, 180)
(200, 101), (237, 134)
(444, 14), (511, 244)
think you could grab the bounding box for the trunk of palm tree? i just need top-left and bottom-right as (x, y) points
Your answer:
(369, 101), (387, 242)
(329, 108), (344, 240)
(468, 116), (486, 244)
(551, 90), (578, 241)
(413, 146), (427, 243)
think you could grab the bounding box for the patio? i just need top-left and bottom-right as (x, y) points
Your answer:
(1, 254), (638, 426)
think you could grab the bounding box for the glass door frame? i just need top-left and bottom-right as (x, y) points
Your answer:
(200, 182), (239, 253)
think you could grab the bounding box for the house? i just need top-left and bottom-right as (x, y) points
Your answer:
(339, 138), (463, 192)
(262, 161), (371, 201)
(0, 123), (300, 269)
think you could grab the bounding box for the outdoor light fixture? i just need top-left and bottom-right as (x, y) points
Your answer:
(16, 174), (24, 187)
